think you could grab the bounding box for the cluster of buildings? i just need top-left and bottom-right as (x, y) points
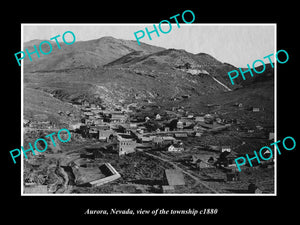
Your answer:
(70, 100), (273, 186)
(23, 97), (274, 193)
(71, 100), (237, 157)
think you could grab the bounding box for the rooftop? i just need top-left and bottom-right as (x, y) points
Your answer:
(164, 169), (185, 186)
(117, 133), (135, 140)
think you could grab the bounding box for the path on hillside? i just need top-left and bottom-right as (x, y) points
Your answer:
(137, 150), (219, 193)
(209, 75), (232, 92)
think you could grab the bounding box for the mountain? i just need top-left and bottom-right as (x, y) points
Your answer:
(23, 36), (274, 123)
(23, 36), (165, 72)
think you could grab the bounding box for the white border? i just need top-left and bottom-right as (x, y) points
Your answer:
(21, 23), (277, 196)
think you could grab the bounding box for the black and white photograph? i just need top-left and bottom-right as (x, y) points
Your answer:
(21, 24), (276, 195)
(4, 5), (299, 221)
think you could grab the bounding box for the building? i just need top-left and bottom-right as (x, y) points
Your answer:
(255, 188), (263, 194)
(191, 155), (215, 169)
(253, 107), (260, 112)
(117, 124), (132, 134)
(167, 143), (184, 152)
(195, 116), (205, 122)
(163, 169), (185, 186)
(162, 136), (176, 145)
(233, 102), (243, 108)
(96, 124), (111, 130)
(89, 116), (96, 120)
(177, 121), (183, 130)
(99, 130), (114, 142)
(85, 119), (94, 125)
(23, 119), (30, 126)
(117, 134), (137, 156)
(260, 148), (273, 163)
(79, 125), (89, 138)
(187, 114), (194, 118)
(81, 107), (91, 112)
(221, 146), (231, 153)
(129, 123), (138, 129)
(193, 123), (206, 132)
(219, 151), (238, 167)
(195, 131), (203, 137)
(174, 133), (188, 138)
(111, 113), (127, 123)
(97, 125), (113, 141)
(226, 172), (240, 182)
(256, 125), (263, 130)
(92, 109), (102, 115)
(69, 122), (82, 131)
(89, 128), (99, 139)
(196, 160), (212, 169)
(152, 136), (176, 147)
(82, 100), (90, 107)
(94, 118), (104, 125)
(204, 114), (214, 124)
(152, 136), (163, 146)
(179, 117), (194, 127)
(136, 128), (144, 134)
(140, 136), (152, 143)
(162, 185), (175, 193)
(155, 114), (162, 120)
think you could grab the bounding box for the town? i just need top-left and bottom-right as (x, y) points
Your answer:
(23, 97), (275, 194)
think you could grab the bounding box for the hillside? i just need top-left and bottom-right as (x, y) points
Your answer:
(24, 86), (81, 123)
(23, 36), (274, 124)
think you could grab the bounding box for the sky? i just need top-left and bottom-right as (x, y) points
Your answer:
(22, 24), (275, 67)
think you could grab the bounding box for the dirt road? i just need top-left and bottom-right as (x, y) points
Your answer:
(137, 150), (219, 193)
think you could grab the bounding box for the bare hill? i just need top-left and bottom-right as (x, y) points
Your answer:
(24, 86), (81, 123)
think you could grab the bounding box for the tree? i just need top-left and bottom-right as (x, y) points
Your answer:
(167, 119), (178, 131)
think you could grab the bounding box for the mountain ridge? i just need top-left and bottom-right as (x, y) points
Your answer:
(23, 36), (274, 123)
(23, 36), (165, 72)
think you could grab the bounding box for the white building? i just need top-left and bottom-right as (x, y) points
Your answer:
(167, 143), (184, 152)
(221, 146), (231, 153)
(155, 114), (162, 120)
